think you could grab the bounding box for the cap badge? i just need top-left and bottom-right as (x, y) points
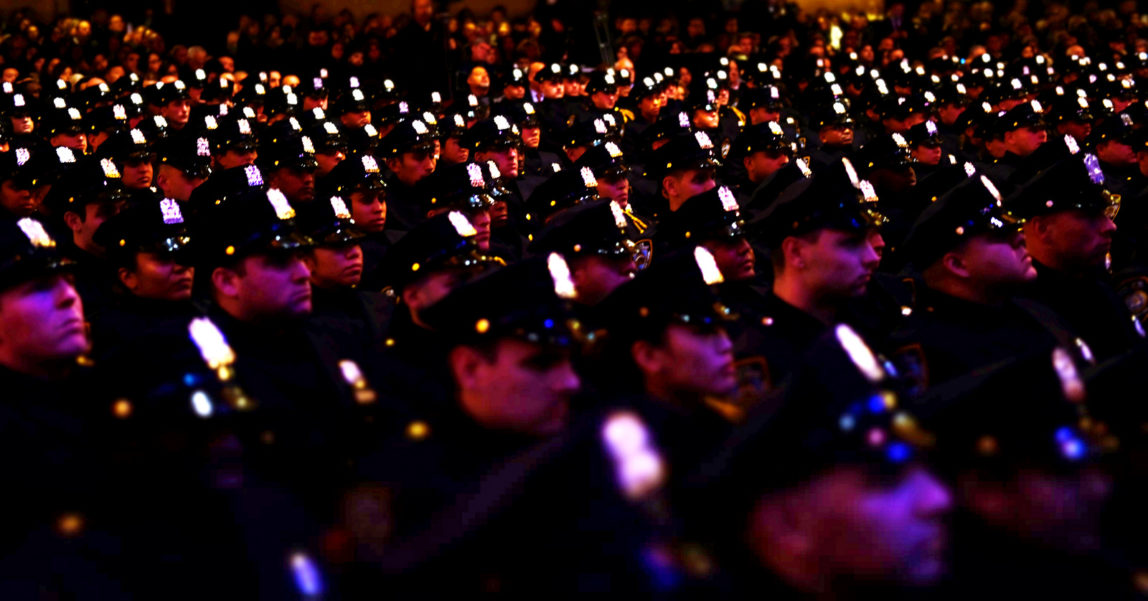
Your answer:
(694, 246), (724, 285)
(1084, 154), (1105, 185)
(17, 218), (55, 248)
(610, 201), (628, 229)
(718, 186), (739, 212)
(189, 317), (236, 369)
(130, 129), (147, 145)
(361, 155), (380, 173)
(15, 148), (29, 166)
(605, 141), (623, 158)
(980, 175), (1002, 203)
(548, 253), (578, 299)
(411, 120), (429, 135)
(244, 164), (264, 187)
(160, 198), (184, 224)
(695, 131), (714, 149)
(56, 147), (76, 163)
(448, 211), (478, 237)
(467, 163), (486, 188)
(580, 166), (598, 188)
(100, 158), (121, 179)
(237, 119), (252, 135)
(330, 196), (351, 219)
(266, 189), (296, 220)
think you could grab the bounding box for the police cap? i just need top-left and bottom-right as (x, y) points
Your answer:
(900, 173), (1019, 268)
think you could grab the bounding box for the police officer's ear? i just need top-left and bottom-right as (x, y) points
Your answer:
(384, 156), (401, 172)
(661, 174), (678, 197)
(631, 339), (670, 377)
(940, 250), (972, 279)
(447, 344), (493, 389)
(62, 209), (85, 234)
(118, 266), (140, 292)
(779, 236), (808, 270)
(1024, 216), (1052, 243)
(211, 264), (243, 298)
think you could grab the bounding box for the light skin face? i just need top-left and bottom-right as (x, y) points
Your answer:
(596, 175), (630, 206)
(913, 143), (943, 166)
(591, 90), (619, 110)
(118, 252), (195, 301)
(693, 108), (720, 130)
(1097, 140), (1137, 167)
(10, 115), (33, 134)
(442, 138), (469, 164)
(156, 165), (206, 202)
(217, 148), (257, 170)
(540, 80), (564, 99)
(748, 465), (952, 591)
(0, 180), (36, 216)
(65, 201), (121, 255)
(1025, 210), (1116, 272)
(467, 67), (490, 96)
(952, 230), (1037, 288)
(402, 269), (468, 327)
(162, 99), (191, 128)
(212, 251), (313, 322)
(51, 132), (87, 153)
(1004, 126), (1047, 157)
(571, 254), (636, 305)
(703, 237), (756, 281)
(775, 228), (880, 323)
(270, 169), (316, 204)
(304, 243), (363, 289)
(387, 149), (437, 187)
(0, 274), (89, 377)
(341, 110), (372, 129)
(749, 107), (781, 125)
(662, 168), (717, 211)
(475, 147), (519, 179)
(451, 338), (579, 437)
(350, 190), (387, 233)
(1057, 121), (1091, 143)
(638, 95), (663, 122)
(315, 150), (346, 176)
(120, 159), (153, 189)
(520, 126), (541, 149)
(744, 151), (790, 183)
(633, 323), (738, 402)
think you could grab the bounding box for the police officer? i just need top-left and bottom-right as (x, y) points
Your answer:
(380, 117), (437, 233)
(1008, 153), (1141, 360)
(892, 173), (1087, 387)
(259, 130), (319, 207)
(154, 133), (212, 202)
(0, 146), (41, 219)
(530, 199), (640, 307)
(725, 120), (793, 206)
(323, 152), (391, 290)
(1090, 114), (1144, 200)
(641, 129), (720, 221)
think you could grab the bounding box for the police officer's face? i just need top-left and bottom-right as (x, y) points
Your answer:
(748, 464), (952, 587)
(749, 107), (781, 125)
(693, 108), (720, 130)
(938, 104), (965, 126)
(592, 90), (618, 110)
(0, 274), (89, 370)
(9, 114), (32, 134)
(157, 165), (206, 202)
(504, 84), (525, 100)
(664, 168), (716, 211)
(954, 229), (1037, 287)
(350, 190), (386, 233)
(315, 149), (345, 176)
(162, 99), (191, 127)
(1098, 139), (1137, 167)
(638, 95), (663, 122)
(793, 228), (880, 299)
(67, 201), (121, 254)
(0, 180), (36, 216)
(389, 149), (436, 186)
(121, 159), (153, 189)
(1005, 126), (1047, 156)
(597, 175), (630, 206)
(468, 209), (492, 251)
(217, 148), (257, 170)
(520, 126), (541, 149)
(223, 252), (313, 319)
(51, 132), (87, 153)
(1030, 210), (1116, 270)
(119, 251), (194, 301)
(571, 254), (636, 305)
(744, 150), (790, 182)
(637, 323), (737, 399)
(703, 237), (756, 281)
(541, 80), (564, 99)
(476, 147), (518, 179)
(820, 124), (854, 147)
(272, 168), (316, 204)
(914, 143), (943, 166)
(1058, 121), (1091, 144)
(305, 243), (363, 288)
(451, 338), (579, 436)
(442, 137), (469, 164)
(341, 110), (372, 129)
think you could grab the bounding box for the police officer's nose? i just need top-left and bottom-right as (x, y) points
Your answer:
(290, 256), (312, 281)
(550, 359), (581, 396)
(55, 277), (82, 310)
(345, 244), (363, 261)
(1099, 215), (1117, 237)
